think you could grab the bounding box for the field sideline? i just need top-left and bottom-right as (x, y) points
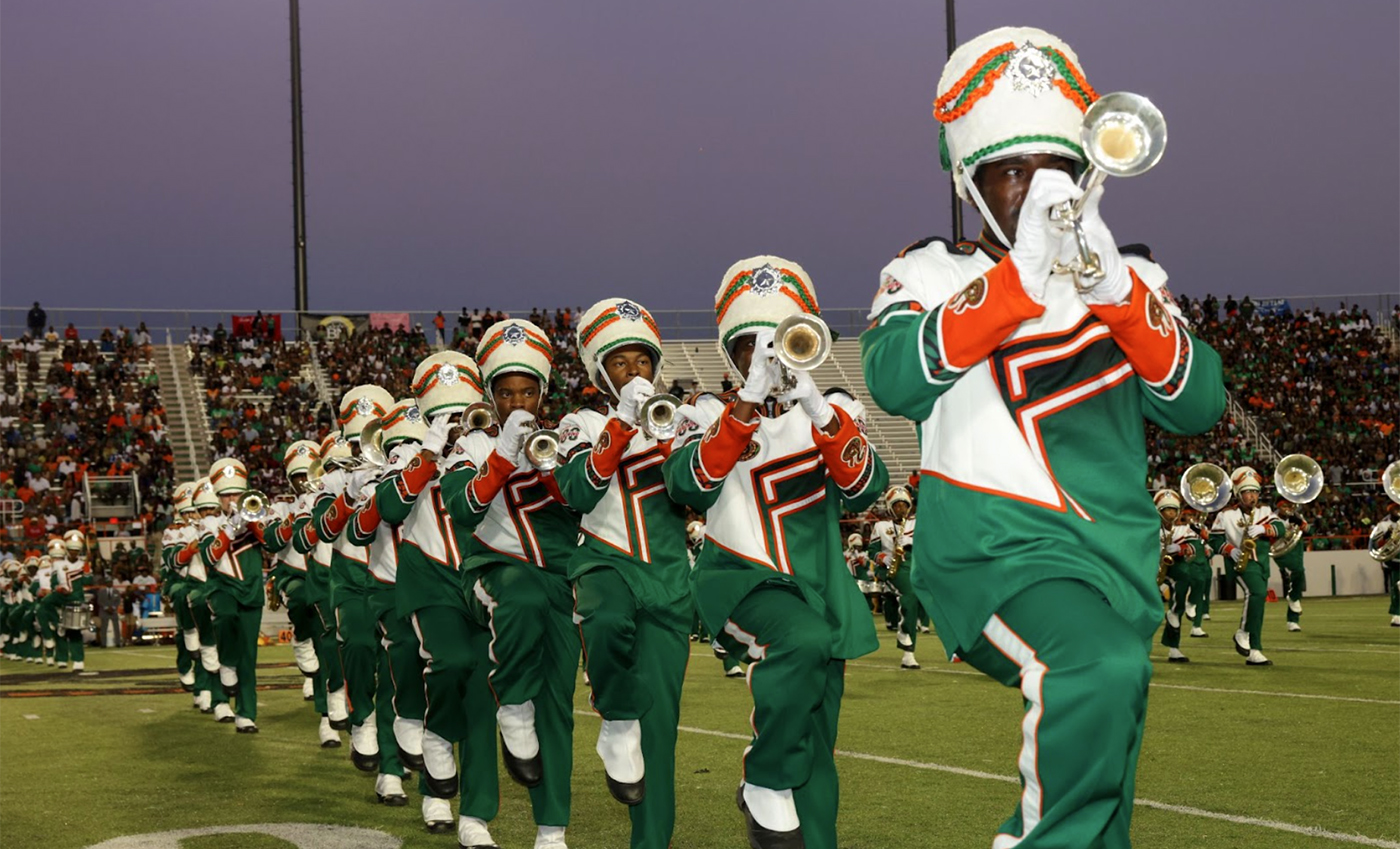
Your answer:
(2, 596), (1397, 849)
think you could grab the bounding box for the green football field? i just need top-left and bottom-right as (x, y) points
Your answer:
(2, 596), (1397, 849)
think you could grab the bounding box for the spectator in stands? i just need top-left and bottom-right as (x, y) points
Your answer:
(27, 302), (46, 337)
(63, 323), (79, 342)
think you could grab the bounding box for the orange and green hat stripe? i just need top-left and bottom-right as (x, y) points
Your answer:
(411, 361), (484, 398)
(934, 42), (1095, 125)
(714, 267), (820, 324)
(336, 399), (388, 426)
(477, 326), (554, 365)
(580, 307), (661, 347)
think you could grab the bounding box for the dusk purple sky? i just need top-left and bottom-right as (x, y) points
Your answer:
(2, 1), (1397, 317)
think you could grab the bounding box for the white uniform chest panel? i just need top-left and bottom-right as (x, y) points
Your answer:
(573, 409), (668, 562)
(1212, 506), (1277, 548)
(401, 483), (460, 567)
(874, 518), (916, 555)
(707, 410), (828, 574)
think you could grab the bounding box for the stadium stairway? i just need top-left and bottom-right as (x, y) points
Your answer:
(155, 344), (211, 481)
(661, 339), (923, 484)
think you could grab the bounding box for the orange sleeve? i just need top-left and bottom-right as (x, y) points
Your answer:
(175, 542), (197, 566)
(938, 256), (1046, 370)
(468, 450), (519, 509)
(694, 404), (760, 484)
(587, 418), (638, 480)
(323, 495), (354, 536)
(398, 450), (438, 497)
(354, 498), (383, 536)
(811, 406), (874, 492)
(1086, 270), (1182, 384)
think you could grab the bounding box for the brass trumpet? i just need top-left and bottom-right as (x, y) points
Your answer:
(523, 427), (561, 472)
(1049, 92), (1167, 291)
(639, 393), (681, 441)
(464, 402), (498, 433)
(772, 314), (832, 391)
(238, 490), (270, 524)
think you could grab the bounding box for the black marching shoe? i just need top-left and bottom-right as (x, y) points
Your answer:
(606, 774), (646, 806)
(736, 785), (805, 849)
(500, 733), (543, 788)
(351, 747), (380, 773)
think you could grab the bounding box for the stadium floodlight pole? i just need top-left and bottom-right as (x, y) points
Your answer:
(290, 0), (309, 319)
(946, 0), (964, 243)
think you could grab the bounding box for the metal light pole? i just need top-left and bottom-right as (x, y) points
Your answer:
(946, 0), (963, 243)
(290, 0), (309, 316)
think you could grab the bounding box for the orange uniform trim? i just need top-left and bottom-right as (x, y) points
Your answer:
(1086, 270), (1179, 384)
(587, 418), (638, 480)
(355, 499), (383, 536)
(939, 257), (1046, 370)
(695, 404), (760, 483)
(469, 449), (518, 508)
(811, 406), (870, 491)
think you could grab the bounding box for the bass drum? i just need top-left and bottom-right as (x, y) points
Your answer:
(61, 604), (91, 631)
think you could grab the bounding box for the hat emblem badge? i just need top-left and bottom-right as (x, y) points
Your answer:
(503, 325), (527, 345)
(356, 397), (374, 416)
(438, 364), (460, 386)
(616, 301), (642, 321)
(1007, 42), (1058, 96)
(749, 265), (780, 297)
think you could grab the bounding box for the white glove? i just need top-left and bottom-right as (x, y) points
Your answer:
(1165, 543), (1182, 555)
(319, 468), (347, 495)
(496, 409), (536, 466)
(1074, 185), (1131, 306)
(616, 377), (655, 427)
(1246, 524), (1267, 539)
(222, 513), (247, 538)
(1229, 546), (1244, 564)
(827, 393), (867, 428)
(420, 414), (455, 456)
(775, 370), (833, 429)
(1010, 169), (1082, 304)
(347, 468), (377, 503)
(737, 330), (781, 404)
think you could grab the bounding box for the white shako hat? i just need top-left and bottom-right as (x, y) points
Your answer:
(936, 27), (1097, 240)
(381, 398), (428, 448)
(46, 538), (66, 558)
(63, 529), (86, 554)
(846, 532), (863, 548)
(686, 520), (705, 546)
(173, 482), (196, 514)
(577, 298), (665, 392)
(714, 255), (822, 378)
(476, 319), (554, 391)
(283, 440), (320, 479)
(192, 477), (219, 510)
(411, 352), (484, 419)
(209, 458), (249, 495)
(1153, 489), (1182, 511)
(320, 430), (353, 466)
(1232, 466), (1263, 493)
(885, 486), (913, 508)
(337, 385), (395, 442)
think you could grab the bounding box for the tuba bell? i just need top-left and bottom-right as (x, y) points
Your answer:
(358, 418), (389, 468)
(1369, 522), (1400, 563)
(640, 393), (681, 441)
(1274, 454), (1323, 504)
(1179, 463), (1231, 512)
(1050, 92), (1167, 290)
(1382, 460), (1400, 505)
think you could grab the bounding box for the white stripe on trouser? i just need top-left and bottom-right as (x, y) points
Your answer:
(981, 614), (1046, 849)
(472, 579), (501, 666)
(1236, 574), (1251, 644)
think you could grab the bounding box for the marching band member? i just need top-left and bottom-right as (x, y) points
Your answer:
(19, 558), (43, 662)
(314, 386), (398, 773)
(1274, 497), (1308, 632)
(438, 319), (582, 849)
(870, 486), (921, 669)
(161, 484), (199, 692)
(861, 25), (1225, 846)
(1, 560), (22, 660)
(1377, 509), (1400, 626)
(291, 433), (351, 732)
(195, 458), (266, 731)
(663, 256), (888, 849)
(1154, 490), (1202, 663)
(374, 351), (500, 843)
(343, 398), (434, 807)
(176, 478), (230, 717)
(52, 530), (92, 672)
(1209, 467), (1286, 666)
(37, 542), (64, 666)
(552, 298), (691, 847)
(1181, 507), (1212, 637)
(261, 441), (340, 748)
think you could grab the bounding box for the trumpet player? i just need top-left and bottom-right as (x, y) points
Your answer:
(438, 319), (582, 849)
(862, 25), (1226, 847)
(551, 298), (691, 846)
(871, 486), (920, 669)
(1273, 497), (1308, 632)
(1154, 490), (1203, 663)
(1209, 467), (1286, 666)
(174, 478), (234, 720)
(374, 352), (500, 843)
(664, 256), (888, 849)
(260, 440), (341, 748)
(161, 484), (199, 692)
(192, 458), (266, 732)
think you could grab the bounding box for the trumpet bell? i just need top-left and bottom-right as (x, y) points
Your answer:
(773, 314), (832, 373)
(464, 403), (498, 433)
(523, 428), (560, 472)
(1383, 460), (1400, 506)
(1274, 454), (1323, 504)
(1180, 463), (1231, 513)
(1081, 92), (1167, 179)
(640, 393), (681, 441)
(238, 490), (270, 523)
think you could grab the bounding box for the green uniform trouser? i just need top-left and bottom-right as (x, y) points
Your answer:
(187, 587), (227, 707)
(334, 589), (379, 727)
(467, 563), (580, 827)
(281, 578), (329, 712)
(1384, 564), (1399, 616)
(1186, 562), (1211, 627)
(1277, 553), (1306, 624)
(38, 596), (61, 655)
(206, 591), (261, 720)
(881, 588), (899, 629)
(888, 567), (921, 651)
(1235, 560), (1268, 652)
(960, 579), (1152, 849)
(410, 605), (500, 819)
(1160, 561), (1192, 650)
(369, 587), (417, 779)
(314, 601), (346, 696)
(717, 586), (847, 849)
(172, 587), (195, 680)
(575, 567), (689, 849)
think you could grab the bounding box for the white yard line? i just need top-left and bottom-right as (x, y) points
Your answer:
(575, 710), (1400, 848)
(1148, 682), (1399, 705)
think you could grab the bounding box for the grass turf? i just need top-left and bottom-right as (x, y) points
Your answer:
(1, 595), (1397, 848)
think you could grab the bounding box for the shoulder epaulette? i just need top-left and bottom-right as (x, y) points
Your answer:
(896, 235), (959, 259)
(1120, 243), (1155, 261)
(686, 390), (731, 406)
